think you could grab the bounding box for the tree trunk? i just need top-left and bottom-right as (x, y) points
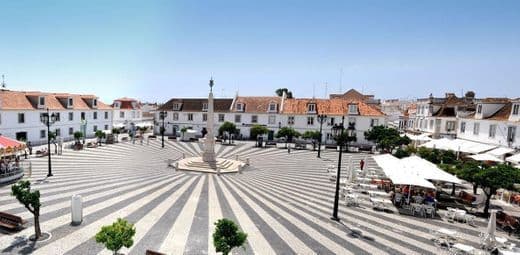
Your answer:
(483, 190), (493, 217)
(451, 183), (456, 196)
(473, 184), (478, 195)
(34, 213), (42, 239)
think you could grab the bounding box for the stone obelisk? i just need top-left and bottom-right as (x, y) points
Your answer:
(202, 78), (217, 163)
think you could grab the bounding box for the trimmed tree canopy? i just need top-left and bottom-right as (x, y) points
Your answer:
(250, 125), (269, 140)
(218, 121), (237, 135)
(275, 88), (293, 98)
(213, 218), (248, 255)
(95, 218), (136, 255)
(364, 126), (409, 152)
(477, 164), (520, 216)
(276, 127), (300, 141)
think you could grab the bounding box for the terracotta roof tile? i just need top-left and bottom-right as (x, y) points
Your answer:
(479, 98), (511, 104)
(0, 90), (111, 110)
(282, 98), (385, 116)
(158, 98), (233, 112)
(488, 102), (512, 120)
(233, 96), (281, 113)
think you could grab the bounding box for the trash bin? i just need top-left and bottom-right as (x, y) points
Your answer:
(71, 195), (83, 225)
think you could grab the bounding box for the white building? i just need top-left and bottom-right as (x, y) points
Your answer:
(112, 97), (149, 130)
(156, 89), (387, 146)
(458, 98), (520, 148)
(0, 90), (113, 145)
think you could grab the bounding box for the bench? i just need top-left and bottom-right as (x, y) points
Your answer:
(0, 212), (27, 230)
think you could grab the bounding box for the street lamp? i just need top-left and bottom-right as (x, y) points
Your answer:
(40, 108), (57, 177)
(159, 111), (167, 148)
(317, 114), (327, 158)
(330, 116), (345, 221)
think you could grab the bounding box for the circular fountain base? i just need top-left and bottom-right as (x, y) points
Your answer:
(176, 157), (245, 174)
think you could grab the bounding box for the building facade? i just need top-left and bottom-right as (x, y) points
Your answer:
(0, 90), (113, 145)
(112, 97), (147, 130)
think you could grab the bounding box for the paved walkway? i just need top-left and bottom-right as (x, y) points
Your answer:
(0, 141), (512, 254)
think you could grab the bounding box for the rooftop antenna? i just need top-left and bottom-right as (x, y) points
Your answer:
(324, 82), (328, 99)
(312, 83), (316, 99)
(339, 68), (343, 93)
(1, 75), (5, 88)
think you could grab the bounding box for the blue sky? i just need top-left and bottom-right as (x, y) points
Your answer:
(1, 0), (519, 103)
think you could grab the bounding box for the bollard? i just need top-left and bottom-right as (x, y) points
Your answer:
(235, 155), (239, 161)
(217, 167), (221, 176)
(238, 165), (242, 174)
(182, 153), (186, 159)
(71, 195), (83, 225)
(174, 162), (179, 169)
(246, 158), (250, 166)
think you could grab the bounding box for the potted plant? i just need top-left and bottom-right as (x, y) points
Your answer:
(73, 131), (84, 150)
(95, 130), (106, 146)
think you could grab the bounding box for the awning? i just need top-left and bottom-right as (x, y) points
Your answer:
(469, 153), (504, 163)
(420, 138), (496, 154)
(400, 156), (462, 184)
(0, 136), (26, 155)
(506, 154), (520, 164)
(373, 154), (436, 189)
(136, 122), (154, 128)
(403, 133), (432, 142)
(113, 123), (125, 128)
(486, 147), (515, 157)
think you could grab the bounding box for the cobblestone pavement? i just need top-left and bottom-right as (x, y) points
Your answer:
(0, 140), (513, 254)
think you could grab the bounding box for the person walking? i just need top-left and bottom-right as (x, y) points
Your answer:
(360, 159), (365, 170)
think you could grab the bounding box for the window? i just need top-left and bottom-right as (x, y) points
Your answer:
(269, 103), (277, 112)
(268, 115), (276, 125)
(489, 124), (497, 138)
(173, 103), (180, 111)
(348, 104), (358, 114)
(460, 122), (466, 133)
(251, 115), (258, 123)
(18, 113), (25, 123)
(477, 104), (482, 114)
(370, 119), (379, 127)
(40, 130), (46, 139)
(68, 97), (73, 107)
(326, 133), (333, 140)
(328, 117), (335, 126)
(173, 113), (179, 121)
(307, 116), (314, 125)
(307, 103), (316, 113)
(236, 103), (244, 111)
(429, 120), (434, 129)
(104, 111), (109, 119)
(93, 112), (98, 120)
(69, 112), (74, 121)
(513, 104), (520, 115)
(473, 123), (480, 135)
(93, 99), (97, 107)
(93, 125), (98, 132)
(81, 112), (86, 120)
(55, 128), (61, 137)
(69, 127), (74, 135)
(188, 113), (194, 121)
(119, 112), (124, 118)
(235, 114), (241, 123)
(218, 114), (225, 122)
(202, 103), (208, 111)
(131, 111), (136, 118)
(446, 121), (456, 132)
(104, 125), (108, 130)
(288, 116), (295, 125)
(114, 102), (121, 108)
(508, 126), (517, 143)
(54, 112), (61, 122)
(38, 96), (45, 106)
(203, 113), (208, 122)
(348, 117), (356, 127)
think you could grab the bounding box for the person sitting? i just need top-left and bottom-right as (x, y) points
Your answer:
(424, 194), (435, 205)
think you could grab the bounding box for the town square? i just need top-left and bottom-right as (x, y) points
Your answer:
(1, 1), (520, 254)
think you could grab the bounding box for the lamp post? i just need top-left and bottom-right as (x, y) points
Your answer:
(159, 111), (166, 148)
(81, 118), (87, 144)
(40, 108), (57, 177)
(317, 114), (327, 158)
(331, 116), (345, 221)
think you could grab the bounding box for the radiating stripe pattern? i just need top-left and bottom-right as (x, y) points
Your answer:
(0, 141), (503, 254)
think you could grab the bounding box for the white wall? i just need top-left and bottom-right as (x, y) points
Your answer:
(457, 119), (520, 147)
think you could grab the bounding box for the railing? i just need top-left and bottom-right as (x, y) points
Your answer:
(0, 166), (25, 184)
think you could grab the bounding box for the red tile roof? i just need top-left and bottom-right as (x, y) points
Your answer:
(282, 98), (385, 116)
(233, 96), (281, 113)
(0, 90), (111, 110)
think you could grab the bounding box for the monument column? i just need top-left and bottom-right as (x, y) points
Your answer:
(202, 78), (217, 163)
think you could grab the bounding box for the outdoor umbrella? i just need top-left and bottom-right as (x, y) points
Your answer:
(482, 210), (497, 249)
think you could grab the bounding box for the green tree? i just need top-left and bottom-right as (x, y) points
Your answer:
(303, 130), (321, 150)
(11, 181), (42, 239)
(95, 130), (106, 145)
(393, 147), (410, 159)
(276, 127), (300, 142)
(364, 126), (410, 152)
(218, 122), (237, 144)
(48, 131), (56, 141)
(250, 125), (269, 140)
(74, 131), (84, 144)
(213, 218), (248, 255)
(457, 161), (483, 195)
(180, 127), (188, 141)
(95, 218), (136, 255)
(476, 164), (520, 216)
(275, 88), (293, 98)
